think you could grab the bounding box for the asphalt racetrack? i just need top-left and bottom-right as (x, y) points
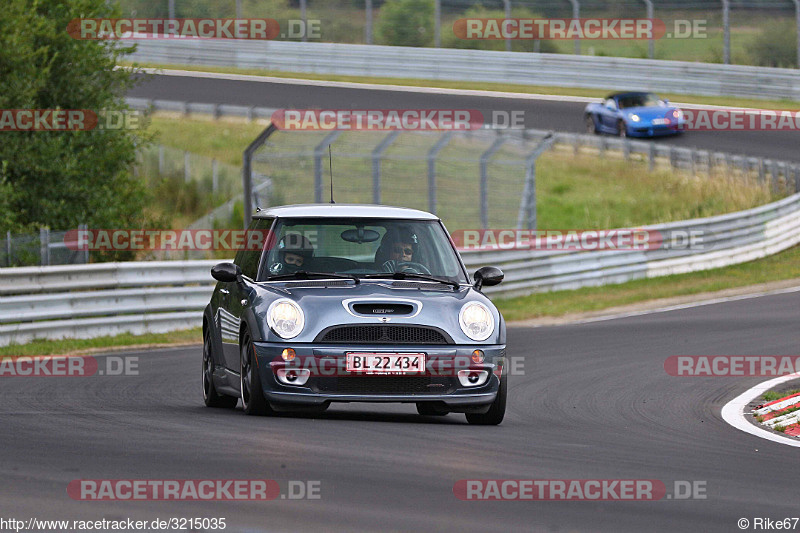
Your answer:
(2, 290), (799, 532)
(130, 71), (800, 162)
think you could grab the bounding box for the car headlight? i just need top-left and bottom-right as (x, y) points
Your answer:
(629, 114), (640, 122)
(459, 301), (494, 341)
(267, 298), (305, 339)
(672, 109), (684, 119)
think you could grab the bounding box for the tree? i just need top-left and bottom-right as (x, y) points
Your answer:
(376, 0), (434, 48)
(748, 19), (798, 68)
(0, 0), (151, 235)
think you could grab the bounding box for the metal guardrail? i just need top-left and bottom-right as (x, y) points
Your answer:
(1, 188), (800, 345)
(129, 39), (800, 100)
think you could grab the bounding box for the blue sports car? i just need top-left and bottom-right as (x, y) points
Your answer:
(584, 91), (686, 138)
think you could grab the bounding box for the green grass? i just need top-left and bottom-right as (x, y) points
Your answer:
(124, 62), (800, 110)
(494, 243), (800, 321)
(762, 389), (800, 403)
(145, 115), (775, 233)
(0, 329), (201, 358)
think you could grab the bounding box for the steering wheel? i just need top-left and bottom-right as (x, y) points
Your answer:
(382, 260), (432, 275)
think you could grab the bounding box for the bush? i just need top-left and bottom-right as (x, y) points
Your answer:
(376, 0), (434, 47)
(441, 6), (560, 54)
(749, 19), (798, 68)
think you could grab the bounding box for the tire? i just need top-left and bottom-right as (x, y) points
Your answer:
(465, 374), (507, 426)
(416, 403), (449, 416)
(617, 119), (627, 138)
(585, 114), (598, 134)
(202, 327), (238, 409)
(240, 332), (272, 416)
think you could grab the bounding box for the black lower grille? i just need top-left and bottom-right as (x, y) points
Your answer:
(315, 325), (452, 344)
(313, 376), (455, 395)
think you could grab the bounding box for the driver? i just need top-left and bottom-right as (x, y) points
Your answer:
(379, 227), (421, 272)
(270, 233), (314, 275)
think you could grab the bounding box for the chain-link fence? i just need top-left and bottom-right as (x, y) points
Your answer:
(0, 227), (89, 268)
(249, 128), (555, 232)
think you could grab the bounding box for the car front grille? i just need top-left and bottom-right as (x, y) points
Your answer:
(312, 376), (455, 395)
(315, 325), (452, 344)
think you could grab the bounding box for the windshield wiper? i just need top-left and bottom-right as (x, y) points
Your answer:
(360, 272), (460, 289)
(266, 271), (359, 284)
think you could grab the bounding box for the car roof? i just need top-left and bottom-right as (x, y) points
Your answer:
(254, 203), (440, 220)
(606, 91), (654, 99)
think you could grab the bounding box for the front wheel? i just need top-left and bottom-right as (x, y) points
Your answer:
(240, 333), (273, 416)
(465, 374), (507, 425)
(203, 328), (238, 408)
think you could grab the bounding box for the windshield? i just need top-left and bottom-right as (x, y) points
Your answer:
(260, 217), (469, 284)
(617, 93), (661, 109)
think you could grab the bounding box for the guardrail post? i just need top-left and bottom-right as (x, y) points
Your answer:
(39, 228), (50, 266)
(427, 132), (454, 214)
(313, 130), (342, 203)
(573, 134), (580, 155)
(722, 0), (731, 64)
(372, 131), (401, 204)
(758, 158), (765, 183)
(212, 158), (219, 193)
(642, 0), (654, 59)
(623, 139), (630, 160)
(434, 0), (441, 47)
(236, 0), (242, 18)
(599, 136), (606, 158)
(480, 135), (507, 229)
(184, 151), (190, 183)
(690, 148), (696, 175)
(365, 0), (373, 44)
(669, 146), (676, 168)
(772, 161), (780, 195)
(503, 0), (511, 52)
(648, 143), (655, 171)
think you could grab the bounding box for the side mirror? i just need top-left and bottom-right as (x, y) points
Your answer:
(473, 266), (504, 290)
(211, 262), (241, 283)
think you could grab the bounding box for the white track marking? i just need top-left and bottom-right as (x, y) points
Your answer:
(721, 373), (800, 447)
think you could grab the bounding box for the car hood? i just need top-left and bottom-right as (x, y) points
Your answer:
(623, 105), (678, 121)
(249, 280), (503, 345)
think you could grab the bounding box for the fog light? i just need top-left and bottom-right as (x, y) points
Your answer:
(277, 368), (309, 386)
(458, 370), (489, 387)
(471, 350), (485, 364)
(281, 348), (296, 362)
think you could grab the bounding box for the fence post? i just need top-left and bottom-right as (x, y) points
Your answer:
(300, 0), (308, 42)
(371, 131), (401, 204)
(236, 0), (242, 18)
(480, 135), (507, 229)
(243, 124), (278, 228)
(365, 0), (373, 44)
(212, 158), (219, 193)
(623, 139), (630, 160)
(434, 0), (441, 47)
(795, 164), (800, 194)
(648, 142), (655, 171)
(79, 223), (89, 264)
(40, 228), (50, 266)
(184, 151), (190, 183)
(517, 134), (556, 230)
(642, 0), (654, 59)
(5, 230), (10, 267)
(758, 158), (765, 183)
(795, 0), (800, 69)
(567, 0), (580, 55)
(722, 0), (731, 64)
(427, 132), (454, 214)
(503, 0), (511, 52)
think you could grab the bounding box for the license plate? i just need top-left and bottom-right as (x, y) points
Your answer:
(652, 118), (670, 125)
(346, 353), (426, 374)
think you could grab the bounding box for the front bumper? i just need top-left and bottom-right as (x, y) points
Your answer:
(252, 342), (506, 410)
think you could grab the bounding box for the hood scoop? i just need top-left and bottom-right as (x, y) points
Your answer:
(351, 303), (414, 316)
